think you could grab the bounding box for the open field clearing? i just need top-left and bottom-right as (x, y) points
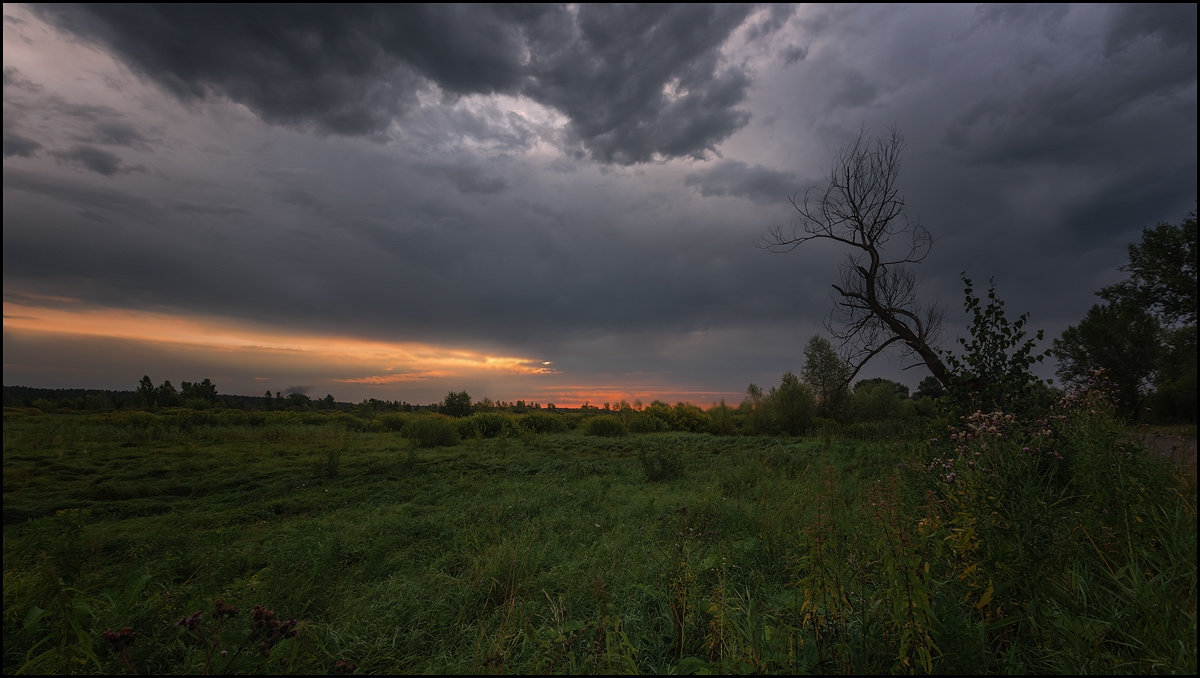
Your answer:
(4, 408), (1195, 674)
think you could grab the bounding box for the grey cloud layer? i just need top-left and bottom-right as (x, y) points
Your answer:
(3, 3), (1196, 399)
(31, 3), (769, 164)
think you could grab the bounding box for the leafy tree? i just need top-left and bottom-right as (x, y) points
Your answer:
(1053, 302), (1160, 417)
(914, 375), (946, 399)
(765, 127), (952, 388)
(801, 336), (852, 420)
(180, 378), (218, 403)
(850, 379), (906, 422)
(156, 380), (181, 408)
(853, 377), (909, 399)
(1146, 325), (1197, 421)
(441, 390), (472, 418)
(741, 383), (768, 434)
(137, 375), (156, 409)
(1099, 211), (1196, 327)
(942, 274), (1050, 415)
(765, 371), (815, 435)
(1058, 210), (1197, 421)
(286, 392), (312, 410)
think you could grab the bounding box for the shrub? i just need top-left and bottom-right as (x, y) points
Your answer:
(671, 403), (712, 433)
(344, 416), (383, 433)
(628, 411), (670, 433)
(403, 415), (460, 448)
(584, 415), (627, 437)
(458, 412), (518, 439)
(378, 413), (410, 432)
(519, 411), (567, 434)
(921, 369), (1190, 671)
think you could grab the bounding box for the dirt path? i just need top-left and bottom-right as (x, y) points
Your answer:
(1136, 433), (1197, 478)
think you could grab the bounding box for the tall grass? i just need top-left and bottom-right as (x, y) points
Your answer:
(3, 399), (1193, 674)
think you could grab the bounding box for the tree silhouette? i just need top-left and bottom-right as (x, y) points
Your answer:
(765, 127), (951, 388)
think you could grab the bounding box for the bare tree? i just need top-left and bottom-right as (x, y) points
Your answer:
(765, 127), (953, 387)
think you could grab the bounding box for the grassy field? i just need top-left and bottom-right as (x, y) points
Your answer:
(3, 406), (1195, 674)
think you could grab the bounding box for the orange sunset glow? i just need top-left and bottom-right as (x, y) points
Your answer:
(4, 297), (743, 407)
(4, 298), (552, 378)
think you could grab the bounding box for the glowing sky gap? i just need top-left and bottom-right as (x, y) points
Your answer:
(2, 300), (554, 379)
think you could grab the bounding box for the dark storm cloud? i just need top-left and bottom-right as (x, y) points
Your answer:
(424, 163), (509, 195)
(4, 168), (148, 215)
(88, 121), (154, 150)
(743, 4), (796, 42)
(3, 132), (40, 158)
(53, 144), (137, 176)
(781, 45), (808, 66)
(1103, 3), (1197, 56)
(948, 4), (1196, 168)
(684, 161), (798, 204)
(31, 3), (764, 165)
(4, 3), (1195, 403)
(172, 201), (248, 218)
(522, 4), (757, 163)
(830, 71), (879, 109)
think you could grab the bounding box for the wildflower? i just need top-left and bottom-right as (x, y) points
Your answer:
(102, 627), (137, 652)
(177, 611), (203, 631)
(214, 599), (239, 618)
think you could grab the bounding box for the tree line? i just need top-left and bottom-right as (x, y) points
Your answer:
(765, 127), (1194, 424)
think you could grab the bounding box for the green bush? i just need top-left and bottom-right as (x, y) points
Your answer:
(628, 411), (670, 433)
(344, 416), (384, 433)
(519, 411), (567, 434)
(403, 415), (460, 448)
(920, 370), (1192, 672)
(458, 412), (518, 439)
(378, 413), (411, 432)
(584, 415), (627, 437)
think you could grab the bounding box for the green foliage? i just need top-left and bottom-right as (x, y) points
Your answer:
(943, 274), (1051, 416)
(402, 414), (460, 447)
(518, 411), (567, 435)
(1053, 301), (1160, 417)
(670, 403), (712, 433)
(914, 375), (946, 399)
(584, 415), (627, 437)
(922, 371), (1194, 671)
(802, 336), (851, 420)
(850, 378), (909, 422)
(458, 411), (519, 439)
(1145, 324), (1198, 422)
(440, 390), (472, 418)
(628, 407), (671, 433)
(137, 375), (156, 409)
(765, 371), (815, 435)
(1064, 210), (1198, 424)
(1099, 210), (1197, 327)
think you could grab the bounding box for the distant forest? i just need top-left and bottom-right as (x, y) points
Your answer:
(2, 380), (547, 414)
(2, 382), (373, 413)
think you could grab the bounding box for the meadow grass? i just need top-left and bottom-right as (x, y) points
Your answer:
(3, 407), (1194, 674)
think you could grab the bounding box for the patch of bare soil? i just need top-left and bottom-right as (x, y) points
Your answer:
(1136, 433), (1198, 479)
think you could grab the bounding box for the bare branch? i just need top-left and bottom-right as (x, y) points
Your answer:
(766, 127), (952, 387)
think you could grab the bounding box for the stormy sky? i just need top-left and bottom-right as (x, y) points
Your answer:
(3, 4), (1196, 407)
